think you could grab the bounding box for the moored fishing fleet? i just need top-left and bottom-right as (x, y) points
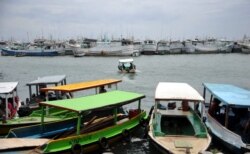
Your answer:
(0, 35), (250, 154)
(1, 36), (250, 57)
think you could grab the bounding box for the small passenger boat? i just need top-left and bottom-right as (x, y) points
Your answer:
(118, 58), (136, 73)
(202, 83), (250, 153)
(0, 90), (147, 153)
(0, 78), (122, 136)
(0, 82), (20, 121)
(24, 75), (67, 111)
(148, 82), (211, 154)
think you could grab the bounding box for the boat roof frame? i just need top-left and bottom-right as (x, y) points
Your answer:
(26, 75), (66, 86)
(155, 82), (204, 102)
(40, 79), (122, 93)
(203, 83), (250, 107)
(119, 59), (134, 63)
(40, 90), (145, 113)
(0, 82), (18, 94)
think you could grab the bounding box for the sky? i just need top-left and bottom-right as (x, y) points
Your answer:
(0, 0), (250, 41)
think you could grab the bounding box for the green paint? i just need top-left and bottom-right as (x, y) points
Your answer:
(41, 111), (147, 153)
(40, 91), (145, 112)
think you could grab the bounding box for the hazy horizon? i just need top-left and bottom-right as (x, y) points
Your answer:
(0, 0), (250, 41)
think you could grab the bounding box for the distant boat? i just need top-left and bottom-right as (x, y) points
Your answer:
(169, 41), (184, 54)
(238, 42), (250, 54)
(141, 39), (157, 55)
(1, 48), (59, 56)
(193, 40), (222, 53)
(202, 83), (250, 153)
(84, 39), (139, 56)
(156, 40), (170, 55)
(148, 82), (211, 154)
(118, 58), (136, 73)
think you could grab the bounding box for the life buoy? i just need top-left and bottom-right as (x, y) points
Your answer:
(71, 143), (83, 154)
(99, 137), (109, 149)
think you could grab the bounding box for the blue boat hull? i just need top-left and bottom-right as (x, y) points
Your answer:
(1, 48), (59, 56)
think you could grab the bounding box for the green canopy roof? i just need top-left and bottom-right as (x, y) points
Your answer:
(40, 90), (145, 113)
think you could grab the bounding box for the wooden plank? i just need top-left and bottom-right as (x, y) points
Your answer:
(0, 138), (49, 150)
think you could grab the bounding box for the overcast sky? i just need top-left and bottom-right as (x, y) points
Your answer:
(0, 0), (250, 41)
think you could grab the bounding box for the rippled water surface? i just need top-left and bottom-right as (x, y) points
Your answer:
(1, 53), (250, 153)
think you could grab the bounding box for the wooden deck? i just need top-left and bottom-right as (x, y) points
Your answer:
(0, 138), (49, 151)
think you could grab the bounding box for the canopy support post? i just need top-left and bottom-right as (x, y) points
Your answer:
(225, 106), (229, 128)
(5, 94), (8, 120)
(113, 108), (117, 124)
(138, 99), (141, 111)
(41, 106), (45, 132)
(76, 113), (82, 135)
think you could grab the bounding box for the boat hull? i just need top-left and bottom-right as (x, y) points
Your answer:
(37, 111), (147, 153)
(0, 109), (76, 136)
(1, 48), (59, 56)
(148, 109), (211, 154)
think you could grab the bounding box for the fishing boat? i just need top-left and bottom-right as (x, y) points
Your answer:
(169, 41), (184, 54)
(156, 40), (170, 55)
(0, 78), (122, 136)
(202, 83), (250, 153)
(0, 90), (147, 153)
(148, 82), (211, 154)
(141, 39), (157, 55)
(1, 48), (59, 57)
(118, 58), (136, 73)
(85, 39), (138, 56)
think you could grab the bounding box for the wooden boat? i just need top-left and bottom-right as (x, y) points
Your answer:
(202, 83), (250, 153)
(0, 90), (147, 153)
(148, 82), (211, 154)
(118, 58), (136, 73)
(0, 78), (122, 136)
(1, 48), (59, 57)
(25, 75), (67, 111)
(0, 82), (20, 121)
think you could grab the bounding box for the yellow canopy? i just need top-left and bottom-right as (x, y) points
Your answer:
(40, 79), (122, 93)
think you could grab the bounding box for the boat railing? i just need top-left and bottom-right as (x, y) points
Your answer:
(207, 113), (245, 148)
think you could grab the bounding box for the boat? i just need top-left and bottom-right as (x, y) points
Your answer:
(85, 39), (138, 56)
(0, 82), (20, 121)
(1, 48), (59, 57)
(202, 83), (250, 153)
(148, 82), (211, 154)
(72, 38), (97, 57)
(141, 39), (157, 55)
(156, 40), (170, 55)
(0, 90), (147, 153)
(238, 42), (250, 54)
(194, 40), (220, 53)
(169, 41), (184, 54)
(0, 78), (122, 136)
(24, 75), (67, 112)
(118, 58), (136, 73)
(182, 40), (195, 54)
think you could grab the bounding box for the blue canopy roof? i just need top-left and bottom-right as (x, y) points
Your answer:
(203, 83), (250, 107)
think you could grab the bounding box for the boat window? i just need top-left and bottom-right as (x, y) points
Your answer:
(124, 63), (131, 67)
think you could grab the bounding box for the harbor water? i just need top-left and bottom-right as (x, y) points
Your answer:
(1, 53), (250, 154)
